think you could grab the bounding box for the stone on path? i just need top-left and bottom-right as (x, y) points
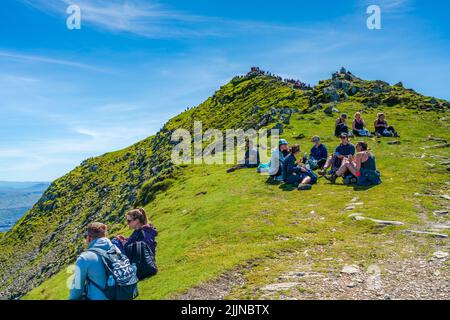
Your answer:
(262, 282), (299, 292)
(348, 214), (404, 226)
(433, 251), (449, 259)
(433, 210), (448, 216)
(404, 230), (448, 239)
(341, 265), (360, 274)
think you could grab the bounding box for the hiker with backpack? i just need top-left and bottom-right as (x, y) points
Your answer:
(69, 222), (139, 300)
(352, 112), (371, 137)
(374, 113), (400, 137)
(282, 144), (318, 190)
(112, 208), (158, 280)
(307, 136), (328, 170)
(325, 141), (381, 185)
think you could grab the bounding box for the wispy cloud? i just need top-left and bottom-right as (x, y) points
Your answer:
(20, 0), (309, 38)
(0, 50), (111, 73)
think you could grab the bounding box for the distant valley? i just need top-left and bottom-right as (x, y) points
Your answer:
(0, 182), (50, 232)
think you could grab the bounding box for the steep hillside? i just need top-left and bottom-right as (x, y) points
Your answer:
(1, 68), (449, 300)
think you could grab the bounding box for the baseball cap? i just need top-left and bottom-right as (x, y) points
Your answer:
(279, 139), (288, 146)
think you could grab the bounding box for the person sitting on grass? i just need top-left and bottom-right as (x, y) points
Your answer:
(262, 139), (289, 181)
(70, 223), (117, 300)
(374, 113), (400, 137)
(112, 208), (158, 280)
(282, 144), (318, 190)
(335, 113), (349, 137)
(325, 141), (381, 185)
(227, 140), (260, 173)
(307, 135), (328, 170)
(352, 112), (371, 137)
(320, 133), (355, 176)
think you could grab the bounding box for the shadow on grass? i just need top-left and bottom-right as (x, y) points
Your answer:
(265, 177), (282, 185)
(279, 184), (297, 191)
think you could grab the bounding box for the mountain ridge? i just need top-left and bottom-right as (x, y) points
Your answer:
(0, 67), (449, 299)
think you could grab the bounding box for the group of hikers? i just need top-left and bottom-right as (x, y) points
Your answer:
(69, 208), (158, 300)
(335, 112), (400, 138)
(228, 112), (396, 190)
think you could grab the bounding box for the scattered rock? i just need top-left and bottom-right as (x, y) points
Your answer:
(433, 210), (448, 216)
(429, 224), (450, 230)
(323, 105), (340, 115)
(341, 265), (360, 274)
(262, 282), (299, 292)
(426, 143), (450, 149)
(433, 251), (449, 259)
(428, 136), (447, 143)
(440, 195), (450, 201)
(387, 141), (401, 145)
(349, 214), (404, 226)
(347, 282), (357, 288)
(404, 230), (448, 239)
(345, 206), (356, 211)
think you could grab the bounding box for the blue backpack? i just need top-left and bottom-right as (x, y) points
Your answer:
(87, 247), (139, 300)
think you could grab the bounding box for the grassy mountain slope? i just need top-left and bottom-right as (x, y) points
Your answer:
(1, 69), (449, 299)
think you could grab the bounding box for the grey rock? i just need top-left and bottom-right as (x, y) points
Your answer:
(341, 265), (360, 274)
(262, 282), (299, 292)
(433, 251), (449, 259)
(404, 230), (448, 238)
(433, 210), (448, 216)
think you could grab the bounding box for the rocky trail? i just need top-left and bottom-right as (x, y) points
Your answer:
(177, 194), (449, 300)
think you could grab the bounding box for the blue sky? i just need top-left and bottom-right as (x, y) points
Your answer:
(0, 0), (449, 181)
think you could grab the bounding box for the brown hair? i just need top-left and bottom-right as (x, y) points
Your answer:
(377, 112), (385, 119)
(356, 141), (368, 151)
(126, 208), (148, 225)
(290, 144), (301, 154)
(87, 222), (107, 239)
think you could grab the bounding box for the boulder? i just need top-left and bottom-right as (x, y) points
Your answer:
(341, 265), (360, 274)
(323, 105), (340, 115)
(383, 95), (402, 106)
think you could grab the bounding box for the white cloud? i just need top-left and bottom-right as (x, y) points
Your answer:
(20, 0), (309, 39)
(0, 50), (111, 73)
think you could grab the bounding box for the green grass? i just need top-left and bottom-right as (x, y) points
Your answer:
(25, 104), (450, 300)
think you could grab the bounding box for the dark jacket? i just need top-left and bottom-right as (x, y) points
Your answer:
(310, 144), (328, 161)
(282, 153), (302, 182)
(335, 143), (355, 157)
(115, 225), (158, 255)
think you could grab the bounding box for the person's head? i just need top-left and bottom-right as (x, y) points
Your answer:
(377, 113), (385, 121)
(126, 208), (148, 230)
(279, 139), (289, 152)
(356, 141), (368, 152)
(340, 133), (349, 145)
(84, 222), (107, 245)
(341, 114), (347, 121)
(290, 144), (301, 156)
(311, 135), (321, 146)
(354, 112), (362, 120)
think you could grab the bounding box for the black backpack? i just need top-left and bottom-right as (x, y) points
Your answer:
(125, 230), (158, 280)
(87, 247), (139, 300)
